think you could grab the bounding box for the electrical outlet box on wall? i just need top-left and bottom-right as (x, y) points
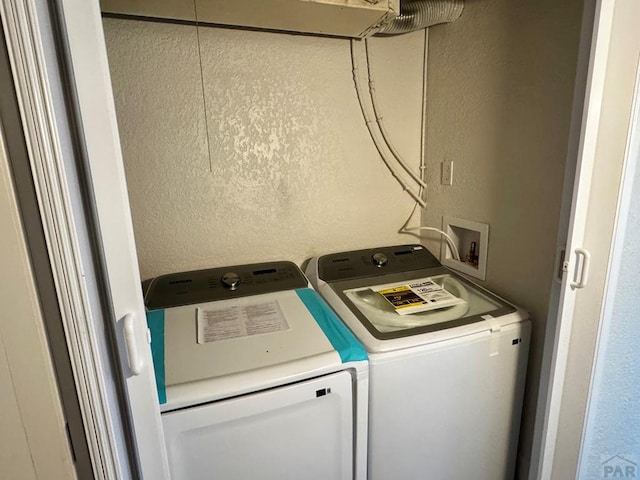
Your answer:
(441, 216), (489, 280)
(100, 0), (399, 38)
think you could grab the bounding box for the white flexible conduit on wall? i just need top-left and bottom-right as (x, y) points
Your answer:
(349, 40), (426, 207)
(364, 40), (427, 192)
(350, 33), (462, 261)
(378, 0), (464, 35)
(349, 1), (465, 260)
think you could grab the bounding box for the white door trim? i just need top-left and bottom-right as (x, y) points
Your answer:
(48, 0), (172, 477)
(1, 0), (172, 478)
(531, 0), (616, 478)
(0, 86), (78, 480)
(576, 39), (640, 478)
(0, 0), (123, 477)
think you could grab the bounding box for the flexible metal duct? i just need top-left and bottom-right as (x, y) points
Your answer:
(378, 0), (464, 35)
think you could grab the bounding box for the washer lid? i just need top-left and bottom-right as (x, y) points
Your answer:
(328, 269), (516, 340)
(316, 244), (516, 340)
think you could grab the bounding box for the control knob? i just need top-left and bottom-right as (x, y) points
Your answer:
(371, 252), (388, 267)
(221, 272), (241, 290)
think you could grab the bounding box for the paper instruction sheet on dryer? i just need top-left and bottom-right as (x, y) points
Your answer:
(372, 278), (466, 315)
(197, 300), (289, 343)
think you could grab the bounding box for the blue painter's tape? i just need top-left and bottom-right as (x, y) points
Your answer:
(146, 309), (166, 404)
(296, 288), (368, 363)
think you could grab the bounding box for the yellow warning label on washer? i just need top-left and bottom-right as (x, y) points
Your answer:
(375, 279), (466, 315)
(377, 286), (424, 309)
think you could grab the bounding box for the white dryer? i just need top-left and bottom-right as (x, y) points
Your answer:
(143, 261), (369, 480)
(305, 245), (530, 480)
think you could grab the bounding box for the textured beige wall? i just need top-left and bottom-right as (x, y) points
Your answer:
(424, 0), (583, 476)
(103, 19), (426, 281)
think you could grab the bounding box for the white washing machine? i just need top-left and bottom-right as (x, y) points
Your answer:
(305, 245), (530, 480)
(143, 261), (369, 480)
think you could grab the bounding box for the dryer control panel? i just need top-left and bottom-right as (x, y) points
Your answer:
(143, 261), (308, 310)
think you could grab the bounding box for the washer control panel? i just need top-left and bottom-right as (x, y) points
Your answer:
(143, 261), (308, 310)
(318, 244), (442, 282)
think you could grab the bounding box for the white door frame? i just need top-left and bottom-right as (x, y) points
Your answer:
(531, 0), (640, 478)
(576, 51), (640, 478)
(0, 0), (170, 478)
(0, 76), (78, 480)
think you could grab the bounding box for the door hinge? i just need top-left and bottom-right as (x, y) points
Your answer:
(556, 248), (567, 283)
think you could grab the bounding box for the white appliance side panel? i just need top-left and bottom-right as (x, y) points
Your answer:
(162, 370), (354, 480)
(368, 321), (530, 480)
